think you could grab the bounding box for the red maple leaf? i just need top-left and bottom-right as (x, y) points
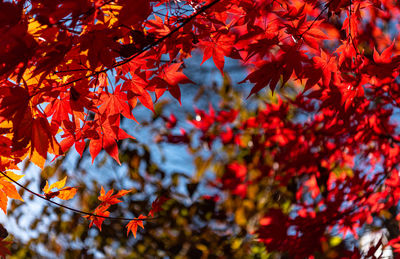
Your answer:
(126, 214), (146, 238)
(304, 49), (337, 91)
(152, 63), (193, 104)
(148, 196), (170, 217)
(199, 33), (236, 75)
(121, 72), (154, 112)
(98, 85), (135, 120)
(241, 59), (282, 96)
(84, 205), (110, 231)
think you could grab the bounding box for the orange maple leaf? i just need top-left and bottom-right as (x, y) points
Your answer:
(43, 176), (77, 200)
(84, 187), (132, 231)
(98, 186), (131, 206)
(84, 205), (110, 231)
(126, 214), (146, 238)
(0, 171), (24, 214)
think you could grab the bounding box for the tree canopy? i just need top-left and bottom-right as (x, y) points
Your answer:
(1, 0), (400, 257)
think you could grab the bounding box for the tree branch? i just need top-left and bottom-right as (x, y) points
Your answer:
(0, 171), (157, 222)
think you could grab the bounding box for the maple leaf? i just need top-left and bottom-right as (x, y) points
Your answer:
(285, 17), (327, 50)
(43, 176), (77, 200)
(199, 33), (235, 75)
(69, 83), (96, 113)
(0, 171), (24, 183)
(304, 175), (321, 199)
(0, 86), (30, 123)
(90, 133), (122, 164)
(59, 127), (86, 156)
(0, 175), (24, 214)
(304, 49), (337, 91)
(98, 85), (135, 120)
(327, 0), (351, 13)
(240, 60), (282, 96)
(88, 115), (134, 164)
(388, 237), (400, 253)
(126, 214), (146, 238)
(153, 63), (193, 104)
(84, 205), (110, 231)
(148, 196), (169, 217)
(44, 98), (72, 126)
(0, 21), (38, 81)
(4, 113), (62, 169)
(80, 24), (121, 68)
(30, 117), (61, 168)
(121, 72), (154, 113)
(146, 14), (171, 37)
(98, 186), (131, 206)
(335, 39), (358, 71)
(366, 41), (400, 79)
(31, 33), (72, 82)
(245, 35), (280, 61)
(84, 187), (131, 231)
(162, 114), (177, 129)
(1, 0), (400, 254)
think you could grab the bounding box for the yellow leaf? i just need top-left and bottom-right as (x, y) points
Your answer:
(44, 176), (67, 193)
(48, 136), (61, 156)
(1, 171), (24, 182)
(43, 180), (50, 194)
(231, 239), (242, 250)
(43, 177), (77, 201)
(49, 176), (67, 191)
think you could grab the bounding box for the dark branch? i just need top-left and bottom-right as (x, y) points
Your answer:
(0, 171), (157, 222)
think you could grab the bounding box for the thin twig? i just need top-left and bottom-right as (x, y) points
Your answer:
(0, 171), (157, 221)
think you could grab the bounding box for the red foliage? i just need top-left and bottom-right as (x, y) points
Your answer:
(0, 0), (400, 256)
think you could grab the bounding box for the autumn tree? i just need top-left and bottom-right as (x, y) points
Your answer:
(1, 0), (400, 257)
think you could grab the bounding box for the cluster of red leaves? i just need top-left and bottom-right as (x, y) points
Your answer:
(1, 0), (394, 163)
(0, 0), (400, 256)
(0, 0), (196, 169)
(84, 186), (169, 238)
(84, 187), (132, 231)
